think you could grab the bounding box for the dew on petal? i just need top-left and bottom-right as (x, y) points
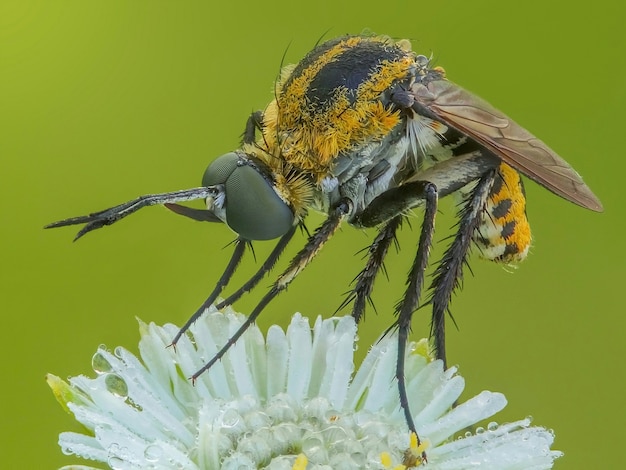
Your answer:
(143, 443), (163, 463)
(267, 394), (298, 423)
(60, 445), (73, 456)
(238, 434), (273, 465)
(302, 396), (332, 420)
(104, 373), (128, 398)
(220, 408), (241, 429)
(321, 424), (350, 445)
(301, 435), (327, 463)
(244, 409), (271, 431)
(50, 312), (562, 469)
(107, 455), (128, 470)
(91, 351), (112, 374)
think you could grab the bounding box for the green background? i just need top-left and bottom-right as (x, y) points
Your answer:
(2, 1), (624, 468)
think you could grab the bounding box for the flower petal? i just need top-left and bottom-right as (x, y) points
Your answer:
(50, 311), (561, 469)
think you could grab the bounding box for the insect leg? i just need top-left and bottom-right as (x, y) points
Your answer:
(215, 225), (297, 309)
(169, 237), (248, 348)
(45, 187), (219, 241)
(348, 151), (499, 325)
(241, 111), (264, 145)
(171, 227), (296, 347)
(429, 170), (496, 366)
(394, 182), (438, 458)
(348, 153), (499, 456)
(354, 151), (500, 228)
(191, 200), (351, 381)
(339, 216), (403, 323)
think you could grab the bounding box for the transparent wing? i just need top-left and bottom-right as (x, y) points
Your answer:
(412, 79), (603, 212)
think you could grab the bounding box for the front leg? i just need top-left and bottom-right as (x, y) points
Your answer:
(241, 110), (264, 145)
(45, 187), (220, 241)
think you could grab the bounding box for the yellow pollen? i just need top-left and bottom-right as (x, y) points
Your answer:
(292, 453), (308, 470)
(402, 432), (428, 467)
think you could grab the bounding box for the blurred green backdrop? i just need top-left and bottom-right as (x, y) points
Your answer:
(2, 0), (624, 468)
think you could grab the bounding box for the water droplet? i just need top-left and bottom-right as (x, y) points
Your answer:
(245, 410), (270, 430)
(271, 422), (301, 446)
(144, 444), (163, 462)
(92, 352), (112, 374)
(221, 408), (241, 428)
(487, 421), (498, 431)
(108, 455), (129, 470)
(105, 373), (128, 398)
(301, 436), (327, 462)
(322, 425), (349, 444)
(303, 396), (331, 420)
(475, 426), (485, 434)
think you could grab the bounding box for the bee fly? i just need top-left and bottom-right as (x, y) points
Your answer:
(47, 35), (602, 461)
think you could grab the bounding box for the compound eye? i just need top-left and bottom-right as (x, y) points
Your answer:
(202, 152), (240, 186)
(202, 153), (294, 240)
(224, 164), (294, 240)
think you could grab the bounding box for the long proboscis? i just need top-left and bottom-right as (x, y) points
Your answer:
(44, 187), (220, 240)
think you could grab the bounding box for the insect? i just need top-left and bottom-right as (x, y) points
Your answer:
(47, 35), (602, 461)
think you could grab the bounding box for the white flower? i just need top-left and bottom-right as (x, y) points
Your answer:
(48, 307), (562, 469)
